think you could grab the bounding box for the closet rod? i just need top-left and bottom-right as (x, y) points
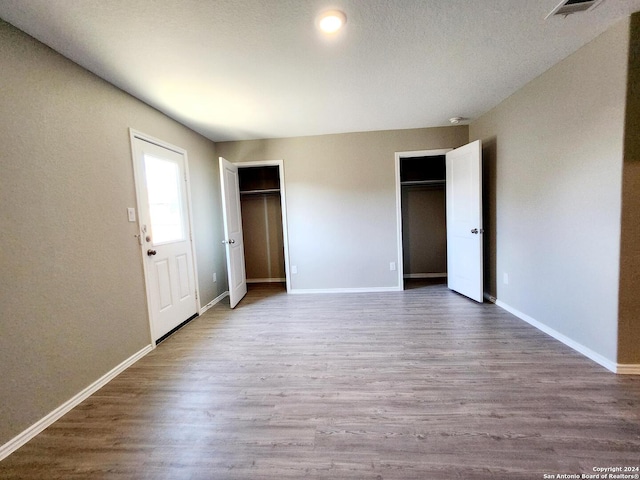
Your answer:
(240, 188), (281, 195)
(400, 180), (445, 187)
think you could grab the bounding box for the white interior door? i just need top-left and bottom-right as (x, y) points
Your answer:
(132, 135), (199, 341)
(219, 157), (247, 308)
(446, 140), (483, 302)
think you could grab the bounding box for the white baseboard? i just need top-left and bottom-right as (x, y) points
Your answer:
(199, 291), (229, 314)
(246, 278), (286, 284)
(494, 299), (640, 375)
(403, 273), (447, 279)
(0, 344), (153, 461)
(290, 286), (402, 294)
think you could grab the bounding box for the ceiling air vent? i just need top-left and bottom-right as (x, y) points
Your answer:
(545, 0), (604, 19)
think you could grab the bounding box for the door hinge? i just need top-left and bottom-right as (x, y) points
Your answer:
(195, 291), (198, 300)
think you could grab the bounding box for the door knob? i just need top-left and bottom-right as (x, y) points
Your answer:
(147, 249), (157, 256)
(221, 239), (236, 244)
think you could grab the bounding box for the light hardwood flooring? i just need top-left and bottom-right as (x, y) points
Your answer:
(2, 282), (639, 479)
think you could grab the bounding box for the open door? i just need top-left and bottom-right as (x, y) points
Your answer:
(219, 157), (247, 308)
(446, 140), (483, 302)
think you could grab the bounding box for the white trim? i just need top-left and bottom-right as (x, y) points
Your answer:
(129, 131), (157, 344)
(182, 140), (201, 312)
(235, 160), (283, 168)
(403, 273), (447, 279)
(0, 344), (153, 462)
(199, 291), (229, 314)
(394, 152), (404, 290)
(235, 160), (292, 294)
(394, 149), (452, 291)
(129, 129), (201, 342)
(247, 278), (286, 283)
(290, 286), (402, 294)
(494, 299), (619, 373)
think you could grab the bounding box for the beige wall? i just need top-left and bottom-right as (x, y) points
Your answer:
(217, 127), (468, 291)
(470, 18), (630, 364)
(0, 20), (225, 445)
(619, 13), (640, 365)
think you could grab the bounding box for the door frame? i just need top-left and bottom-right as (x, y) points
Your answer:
(235, 159), (292, 293)
(394, 149), (452, 289)
(129, 129), (201, 344)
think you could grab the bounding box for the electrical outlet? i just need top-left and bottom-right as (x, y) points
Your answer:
(503, 273), (509, 285)
(291, 265), (298, 274)
(213, 273), (217, 283)
(390, 262), (396, 271)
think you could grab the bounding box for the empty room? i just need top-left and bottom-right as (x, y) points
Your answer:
(1, 1), (639, 478)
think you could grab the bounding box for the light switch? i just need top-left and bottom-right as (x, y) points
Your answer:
(127, 208), (136, 222)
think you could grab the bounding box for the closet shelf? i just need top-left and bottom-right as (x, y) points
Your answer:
(400, 180), (445, 187)
(240, 188), (281, 195)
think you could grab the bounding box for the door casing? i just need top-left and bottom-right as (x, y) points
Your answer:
(235, 160), (291, 293)
(394, 149), (452, 289)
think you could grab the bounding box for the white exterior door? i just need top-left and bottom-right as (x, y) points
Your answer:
(446, 140), (483, 302)
(132, 135), (198, 341)
(219, 157), (247, 308)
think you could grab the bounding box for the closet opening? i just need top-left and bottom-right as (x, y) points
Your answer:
(237, 163), (289, 292)
(398, 152), (448, 289)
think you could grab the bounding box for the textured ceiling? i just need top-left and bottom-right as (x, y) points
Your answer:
(1, 0), (639, 142)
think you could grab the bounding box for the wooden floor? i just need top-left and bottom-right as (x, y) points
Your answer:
(2, 282), (639, 479)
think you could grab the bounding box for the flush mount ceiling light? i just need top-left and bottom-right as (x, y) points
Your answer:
(317, 10), (347, 34)
(449, 117), (466, 125)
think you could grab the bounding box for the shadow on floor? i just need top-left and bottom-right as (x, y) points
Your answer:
(403, 277), (447, 290)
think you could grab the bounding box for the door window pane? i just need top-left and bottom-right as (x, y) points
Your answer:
(144, 154), (184, 244)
